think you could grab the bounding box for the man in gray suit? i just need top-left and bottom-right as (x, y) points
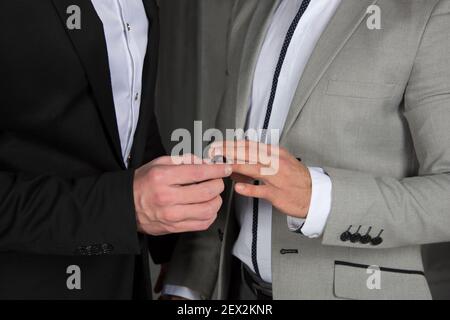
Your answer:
(162, 0), (450, 300)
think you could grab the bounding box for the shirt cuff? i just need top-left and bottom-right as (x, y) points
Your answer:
(287, 167), (332, 238)
(162, 285), (203, 300)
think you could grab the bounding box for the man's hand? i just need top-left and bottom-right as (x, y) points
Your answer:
(210, 141), (312, 219)
(134, 155), (232, 235)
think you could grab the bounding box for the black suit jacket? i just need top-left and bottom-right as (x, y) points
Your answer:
(0, 0), (173, 299)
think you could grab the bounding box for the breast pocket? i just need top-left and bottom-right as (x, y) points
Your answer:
(333, 261), (432, 300)
(326, 80), (397, 100)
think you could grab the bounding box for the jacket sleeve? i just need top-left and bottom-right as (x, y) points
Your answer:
(322, 0), (450, 249)
(0, 170), (141, 256)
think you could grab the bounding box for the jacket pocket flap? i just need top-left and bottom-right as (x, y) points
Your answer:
(334, 261), (431, 300)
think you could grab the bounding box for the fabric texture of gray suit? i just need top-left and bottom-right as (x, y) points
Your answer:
(164, 0), (450, 300)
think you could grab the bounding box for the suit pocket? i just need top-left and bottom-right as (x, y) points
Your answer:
(326, 80), (396, 100)
(334, 261), (432, 300)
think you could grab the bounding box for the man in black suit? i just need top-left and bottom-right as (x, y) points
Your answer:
(0, 0), (230, 299)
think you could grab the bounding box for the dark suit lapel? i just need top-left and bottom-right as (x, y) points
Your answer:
(51, 0), (124, 166)
(281, 0), (378, 141)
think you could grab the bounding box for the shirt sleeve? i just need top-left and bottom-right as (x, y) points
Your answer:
(162, 285), (204, 300)
(287, 167), (332, 238)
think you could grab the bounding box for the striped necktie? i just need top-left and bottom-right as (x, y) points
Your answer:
(251, 0), (312, 278)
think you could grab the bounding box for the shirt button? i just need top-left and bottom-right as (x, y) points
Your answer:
(135, 93), (139, 101)
(126, 23), (131, 31)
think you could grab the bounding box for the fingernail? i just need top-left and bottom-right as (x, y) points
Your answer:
(235, 183), (245, 191)
(225, 165), (232, 176)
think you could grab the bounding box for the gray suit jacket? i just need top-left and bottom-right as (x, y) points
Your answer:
(165, 0), (450, 300)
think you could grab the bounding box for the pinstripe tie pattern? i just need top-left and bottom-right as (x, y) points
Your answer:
(251, 0), (312, 278)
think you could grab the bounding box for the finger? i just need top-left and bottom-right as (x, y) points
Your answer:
(166, 163), (232, 185)
(210, 140), (276, 155)
(151, 156), (175, 166)
(231, 163), (264, 180)
(210, 140), (280, 165)
(140, 217), (217, 235)
(209, 140), (254, 162)
(234, 183), (272, 201)
(151, 212), (218, 233)
(169, 218), (217, 233)
(174, 179), (225, 204)
(160, 196), (223, 223)
(210, 140), (259, 151)
(170, 153), (204, 165)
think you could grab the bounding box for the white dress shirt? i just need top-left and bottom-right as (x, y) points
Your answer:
(91, 0), (149, 165)
(164, 0), (339, 298)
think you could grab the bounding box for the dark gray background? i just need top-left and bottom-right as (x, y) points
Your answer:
(156, 0), (234, 152)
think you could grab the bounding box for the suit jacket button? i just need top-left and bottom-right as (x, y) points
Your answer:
(371, 237), (383, 246)
(340, 231), (351, 242)
(360, 234), (372, 244)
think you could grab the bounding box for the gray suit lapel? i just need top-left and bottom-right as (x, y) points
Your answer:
(280, 0), (378, 142)
(235, 0), (281, 129)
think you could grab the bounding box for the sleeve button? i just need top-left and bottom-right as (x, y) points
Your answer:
(340, 225), (353, 242)
(371, 237), (383, 246)
(350, 226), (362, 243)
(340, 231), (351, 242)
(350, 232), (361, 243)
(360, 234), (372, 244)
